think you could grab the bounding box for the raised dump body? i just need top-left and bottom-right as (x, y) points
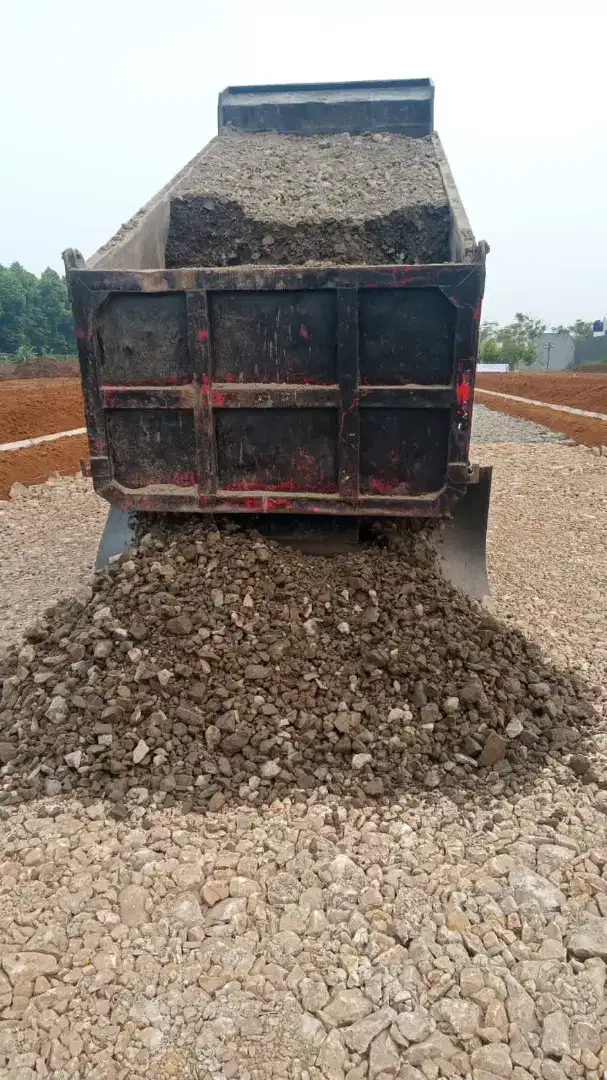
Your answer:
(64, 78), (491, 595)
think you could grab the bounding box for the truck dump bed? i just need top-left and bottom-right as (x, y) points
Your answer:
(65, 79), (486, 527)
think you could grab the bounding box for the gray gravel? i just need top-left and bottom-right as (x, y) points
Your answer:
(165, 129), (450, 268)
(0, 476), (107, 650)
(472, 403), (566, 444)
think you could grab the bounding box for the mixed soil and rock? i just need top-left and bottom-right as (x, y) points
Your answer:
(1, 520), (603, 813)
(0, 358), (79, 383)
(164, 130), (451, 268)
(1, 430), (606, 1079)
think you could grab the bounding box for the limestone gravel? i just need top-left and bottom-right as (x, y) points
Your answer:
(0, 475), (107, 649)
(471, 404), (566, 445)
(164, 129), (451, 268)
(0, 415), (606, 1079)
(469, 442), (607, 686)
(0, 512), (606, 1078)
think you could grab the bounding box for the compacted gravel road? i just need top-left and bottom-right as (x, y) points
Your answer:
(471, 404), (566, 445)
(0, 407), (606, 1080)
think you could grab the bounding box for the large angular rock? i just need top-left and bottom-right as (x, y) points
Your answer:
(504, 973), (538, 1030)
(118, 884), (149, 927)
(471, 1042), (513, 1078)
(392, 1007), (433, 1046)
(369, 1029), (400, 1078)
(433, 997), (482, 1039)
(478, 731), (506, 766)
(403, 1031), (458, 1067)
(343, 1007), (397, 1054)
(297, 1011), (327, 1050)
(541, 1010), (570, 1059)
(508, 867), (566, 911)
(316, 1029), (348, 1080)
(566, 918), (607, 961)
(1, 952), (59, 982)
(205, 897), (247, 925)
(323, 987), (374, 1026)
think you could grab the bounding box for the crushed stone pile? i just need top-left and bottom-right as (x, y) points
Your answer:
(164, 129), (451, 268)
(1, 518), (607, 1079)
(0, 521), (602, 815)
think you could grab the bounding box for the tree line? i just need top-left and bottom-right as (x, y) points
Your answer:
(0, 263), (75, 359)
(479, 314), (594, 368)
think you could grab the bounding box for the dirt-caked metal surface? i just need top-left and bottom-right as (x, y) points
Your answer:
(69, 256), (492, 598)
(66, 260), (484, 521)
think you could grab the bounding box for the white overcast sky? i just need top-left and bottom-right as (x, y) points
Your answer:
(1, 0), (605, 325)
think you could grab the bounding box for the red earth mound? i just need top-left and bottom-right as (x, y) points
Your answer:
(0, 435), (89, 499)
(0, 378), (85, 444)
(0, 357), (80, 381)
(476, 372), (607, 413)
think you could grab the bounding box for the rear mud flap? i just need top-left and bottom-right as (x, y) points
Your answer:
(441, 466), (492, 601)
(95, 507), (137, 569)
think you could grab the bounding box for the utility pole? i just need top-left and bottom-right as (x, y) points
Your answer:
(542, 341), (554, 370)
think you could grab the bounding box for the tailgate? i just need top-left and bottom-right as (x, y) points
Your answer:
(68, 262), (483, 517)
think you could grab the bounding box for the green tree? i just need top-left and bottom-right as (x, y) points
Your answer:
(0, 263), (75, 356)
(551, 320), (593, 340)
(498, 312), (546, 369)
(34, 269), (75, 354)
(478, 313), (546, 369)
(478, 335), (502, 363)
(0, 265), (28, 352)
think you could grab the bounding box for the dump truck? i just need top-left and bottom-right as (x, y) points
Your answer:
(63, 78), (491, 598)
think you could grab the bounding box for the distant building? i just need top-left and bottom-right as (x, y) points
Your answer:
(524, 333), (574, 372)
(574, 336), (607, 366)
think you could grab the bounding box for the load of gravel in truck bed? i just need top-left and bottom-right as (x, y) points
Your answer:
(164, 129), (451, 268)
(0, 520), (601, 812)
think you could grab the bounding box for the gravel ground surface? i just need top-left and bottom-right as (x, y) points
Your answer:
(165, 130), (450, 268)
(0, 477), (106, 647)
(475, 395), (607, 451)
(470, 442), (607, 686)
(0, 411), (606, 1080)
(471, 405), (566, 445)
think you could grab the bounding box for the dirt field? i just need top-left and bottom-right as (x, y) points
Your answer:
(0, 378), (86, 498)
(0, 357), (79, 381)
(476, 371), (607, 412)
(475, 391), (606, 448)
(0, 377), (84, 442)
(0, 434), (89, 499)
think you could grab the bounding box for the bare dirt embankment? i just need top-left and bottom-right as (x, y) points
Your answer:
(0, 378), (86, 499)
(476, 371), (607, 412)
(475, 372), (607, 447)
(0, 357), (79, 381)
(0, 435), (89, 499)
(474, 392), (606, 447)
(0, 378), (84, 443)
